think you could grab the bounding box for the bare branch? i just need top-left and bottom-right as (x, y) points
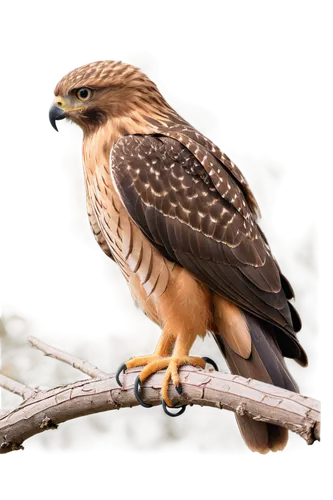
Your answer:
(27, 336), (109, 379)
(0, 373), (35, 400)
(0, 365), (320, 454)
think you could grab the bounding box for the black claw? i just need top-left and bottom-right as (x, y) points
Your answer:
(161, 399), (186, 417)
(134, 376), (153, 408)
(115, 363), (127, 387)
(202, 356), (219, 371)
(175, 383), (182, 395)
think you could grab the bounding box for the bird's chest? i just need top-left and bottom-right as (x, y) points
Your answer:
(85, 160), (131, 279)
(82, 138), (173, 324)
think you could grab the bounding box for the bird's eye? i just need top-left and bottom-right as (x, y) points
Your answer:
(76, 88), (92, 101)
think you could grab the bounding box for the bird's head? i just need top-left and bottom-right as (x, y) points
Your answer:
(49, 60), (172, 135)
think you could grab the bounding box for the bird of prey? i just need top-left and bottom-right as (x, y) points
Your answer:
(49, 60), (307, 453)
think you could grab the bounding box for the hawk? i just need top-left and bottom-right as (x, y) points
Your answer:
(49, 61), (307, 453)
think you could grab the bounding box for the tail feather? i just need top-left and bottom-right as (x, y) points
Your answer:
(245, 313), (299, 392)
(213, 300), (301, 454)
(217, 336), (291, 454)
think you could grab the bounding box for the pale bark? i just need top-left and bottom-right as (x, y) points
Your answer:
(28, 336), (109, 379)
(0, 337), (320, 454)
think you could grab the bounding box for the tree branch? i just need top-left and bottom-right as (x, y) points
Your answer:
(0, 338), (320, 454)
(27, 336), (110, 379)
(0, 373), (35, 400)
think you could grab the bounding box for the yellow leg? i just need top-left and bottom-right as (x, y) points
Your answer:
(125, 326), (175, 370)
(116, 326), (176, 386)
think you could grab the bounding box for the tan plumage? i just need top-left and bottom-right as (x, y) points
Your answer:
(50, 60), (307, 453)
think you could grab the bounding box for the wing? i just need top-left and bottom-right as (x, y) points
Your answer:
(111, 134), (305, 362)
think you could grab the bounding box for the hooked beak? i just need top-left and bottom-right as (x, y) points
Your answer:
(49, 105), (67, 132)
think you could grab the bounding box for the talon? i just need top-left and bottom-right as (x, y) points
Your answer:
(116, 363), (127, 387)
(175, 383), (182, 395)
(202, 356), (219, 371)
(161, 399), (186, 417)
(134, 376), (152, 408)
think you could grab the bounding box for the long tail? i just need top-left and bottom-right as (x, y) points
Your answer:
(213, 295), (300, 454)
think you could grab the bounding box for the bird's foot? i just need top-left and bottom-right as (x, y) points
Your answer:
(116, 355), (218, 416)
(116, 355), (163, 387)
(156, 356), (218, 413)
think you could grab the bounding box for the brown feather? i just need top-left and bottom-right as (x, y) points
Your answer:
(111, 134), (306, 365)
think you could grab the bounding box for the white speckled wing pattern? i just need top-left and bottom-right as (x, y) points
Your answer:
(111, 134), (306, 364)
(145, 116), (261, 219)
